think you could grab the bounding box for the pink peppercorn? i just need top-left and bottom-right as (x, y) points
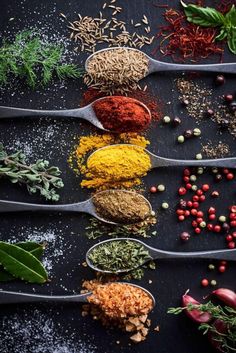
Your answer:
(207, 224), (214, 231)
(201, 279), (209, 287)
(192, 220), (198, 227)
(226, 173), (234, 180)
(230, 220), (236, 227)
(196, 189), (203, 196)
(178, 215), (185, 221)
(208, 207), (216, 214)
(228, 241), (235, 249)
(209, 214), (216, 221)
(193, 195), (199, 202)
(195, 227), (201, 234)
(186, 183), (192, 189)
(218, 265), (226, 273)
(230, 206), (236, 213)
(179, 187), (187, 196)
(199, 195), (206, 202)
(191, 209), (198, 216)
(184, 168), (191, 176)
(214, 225), (221, 233)
(183, 176), (190, 182)
(193, 202), (199, 208)
(226, 234), (233, 242)
(202, 184), (210, 191)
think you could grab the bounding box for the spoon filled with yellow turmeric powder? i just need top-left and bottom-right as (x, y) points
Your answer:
(81, 144), (236, 189)
(0, 96), (151, 133)
(0, 189), (153, 225)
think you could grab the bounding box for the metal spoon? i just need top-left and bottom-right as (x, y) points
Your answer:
(85, 47), (236, 76)
(88, 144), (236, 169)
(86, 238), (236, 274)
(0, 282), (155, 307)
(0, 96), (151, 131)
(0, 190), (153, 225)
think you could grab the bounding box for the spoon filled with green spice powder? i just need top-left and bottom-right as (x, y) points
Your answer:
(86, 238), (236, 274)
(0, 190), (152, 225)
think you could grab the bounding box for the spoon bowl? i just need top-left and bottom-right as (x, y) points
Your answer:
(86, 237), (236, 274)
(0, 96), (151, 133)
(0, 189), (153, 226)
(88, 144), (236, 169)
(0, 282), (156, 308)
(85, 46), (236, 77)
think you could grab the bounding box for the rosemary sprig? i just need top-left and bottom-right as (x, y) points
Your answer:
(0, 143), (64, 201)
(168, 302), (236, 352)
(0, 30), (84, 88)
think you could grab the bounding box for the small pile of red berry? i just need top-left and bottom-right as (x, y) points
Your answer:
(177, 167), (236, 249)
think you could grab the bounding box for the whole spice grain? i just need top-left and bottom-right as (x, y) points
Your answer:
(81, 144), (151, 189)
(93, 190), (151, 224)
(67, 2), (154, 54)
(87, 239), (152, 272)
(93, 96), (151, 132)
(85, 48), (149, 94)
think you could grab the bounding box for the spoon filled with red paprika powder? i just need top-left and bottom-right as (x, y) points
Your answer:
(0, 96), (151, 133)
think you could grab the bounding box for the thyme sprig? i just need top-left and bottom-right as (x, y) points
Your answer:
(168, 302), (236, 353)
(0, 143), (64, 201)
(0, 30), (84, 88)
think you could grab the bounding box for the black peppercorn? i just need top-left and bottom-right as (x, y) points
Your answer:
(215, 75), (225, 85)
(230, 102), (236, 112)
(172, 117), (182, 126)
(180, 232), (190, 241)
(224, 94), (233, 102)
(222, 222), (230, 233)
(184, 129), (193, 138)
(211, 190), (220, 198)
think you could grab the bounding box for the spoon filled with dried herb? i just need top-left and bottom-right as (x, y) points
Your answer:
(0, 282), (155, 310)
(86, 238), (236, 274)
(82, 144), (236, 189)
(85, 47), (236, 93)
(0, 190), (153, 225)
(0, 96), (151, 133)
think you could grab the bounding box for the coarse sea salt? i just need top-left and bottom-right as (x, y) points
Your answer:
(0, 309), (96, 353)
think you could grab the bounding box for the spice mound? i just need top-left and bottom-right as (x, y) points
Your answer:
(87, 282), (153, 319)
(93, 190), (151, 224)
(87, 239), (152, 272)
(85, 48), (149, 94)
(93, 96), (151, 133)
(81, 144), (151, 189)
(83, 281), (153, 343)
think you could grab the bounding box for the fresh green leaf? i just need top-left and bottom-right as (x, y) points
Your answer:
(225, 5), (236, 27)
(182, 3), (226, 27)
(228, 29), (236, 54)
(0, 242), (45, 282)
(0, 241), (48, 284)
(215, 28), (228, 41)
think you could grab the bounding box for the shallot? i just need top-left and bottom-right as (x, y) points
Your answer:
(212, 288), (236, 309)
(182, 293), (212, 323)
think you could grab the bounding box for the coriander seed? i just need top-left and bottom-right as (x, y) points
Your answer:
(177, 135), (185, 143)
(196, 153), (202, 160)
(193, 128), (201, 136)
(157, 184), (165, 192)
(163, 116), (171, 124)
(161, 202), (169, 209)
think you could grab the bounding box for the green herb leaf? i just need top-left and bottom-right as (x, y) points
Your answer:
(215, 28), (228, 41)
(225, 5), (236, 27)
(228, 29), (236, 54)
(0, 242), (48, 283)
(0, 242), (44, 282)
(181, 2), (225, 27)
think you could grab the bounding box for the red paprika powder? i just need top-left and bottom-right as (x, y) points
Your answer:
(93, 96), (151, 133)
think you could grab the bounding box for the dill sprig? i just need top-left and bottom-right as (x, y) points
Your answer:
(0, 143), (64, 201)
(0, 30), (83, 88)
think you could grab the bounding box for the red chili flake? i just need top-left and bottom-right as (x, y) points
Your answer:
(153, 8), (224, 63)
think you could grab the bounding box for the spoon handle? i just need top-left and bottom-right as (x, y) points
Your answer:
(0, 106), (81, 118)
(0, 290), (90, 304)
(150, 248), (236, 261)
(151, 155), (236, 169)
(0, 199), (91, 213)
(149, 59), (236, 74)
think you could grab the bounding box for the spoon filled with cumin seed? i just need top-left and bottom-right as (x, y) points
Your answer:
(0, 189), (153, 225)
(85, 47), (236, 93)
(0, 96), (151, 133)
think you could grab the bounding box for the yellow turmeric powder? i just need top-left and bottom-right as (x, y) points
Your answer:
(68, 132), (150, 175)
(81, 144), (151, 189)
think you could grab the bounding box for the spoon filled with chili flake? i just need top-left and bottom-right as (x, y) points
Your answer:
(86, 238), (236, 274)
(85, 47), (236, 93)
(0, 190), (153, 225)
(0, 96), (151, 133)
(0, 282), (155, 310)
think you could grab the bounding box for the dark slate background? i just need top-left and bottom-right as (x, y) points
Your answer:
(0, 0), (235, 352)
